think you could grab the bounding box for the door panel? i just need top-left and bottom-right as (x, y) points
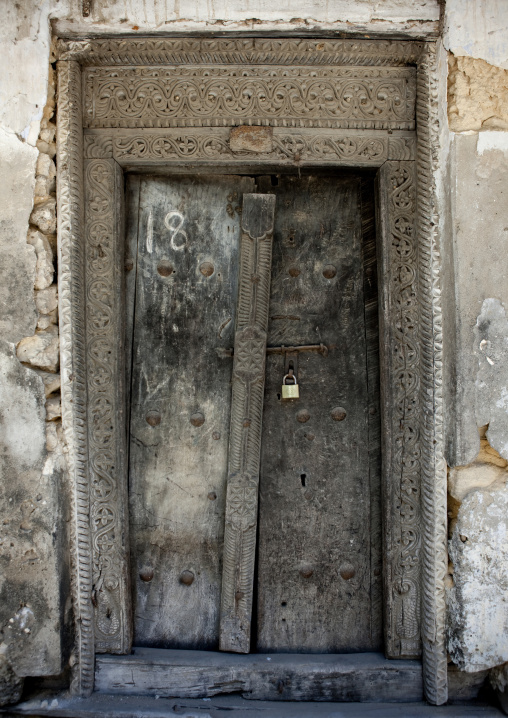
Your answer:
(256, 174), (382, 653)
(128, 175), (254, 649)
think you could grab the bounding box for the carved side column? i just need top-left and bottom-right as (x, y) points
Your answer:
(220, 194), (276, 653)
(84, 158), (131, 654)
(416, 42), (448, 706)
(57, 59), (94, 697)
(377, 160), (421, 660)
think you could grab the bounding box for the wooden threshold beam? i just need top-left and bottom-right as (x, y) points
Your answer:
(95, 648), (423, 702)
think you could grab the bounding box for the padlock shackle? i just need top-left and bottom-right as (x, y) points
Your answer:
(282, 373), (298, 385)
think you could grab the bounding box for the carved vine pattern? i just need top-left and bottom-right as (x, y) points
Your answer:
(112, 132), (387, 163)
(386, 161), (421, 657)
(83, 130), (416, 163)
(83, 66), (416, 130)
(84, 159), (129, 654)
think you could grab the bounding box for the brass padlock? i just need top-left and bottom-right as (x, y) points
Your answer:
(281, 373), (299, 400)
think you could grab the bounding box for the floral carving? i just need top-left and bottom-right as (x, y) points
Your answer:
(85, 159), (130, 654)
(84, 66), (416, 130)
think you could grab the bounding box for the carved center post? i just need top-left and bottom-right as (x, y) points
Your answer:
(219, 193), (276, 653)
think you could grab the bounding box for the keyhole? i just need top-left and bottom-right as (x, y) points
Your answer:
(301, 473), (306, 487)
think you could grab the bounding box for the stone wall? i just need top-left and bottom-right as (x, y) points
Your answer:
(441, 0), (508, 705)
(1, 0), (507, 709)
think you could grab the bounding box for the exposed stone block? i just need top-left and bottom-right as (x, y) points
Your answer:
(39, 123), (55, 145)
(17, 326), (59, 373)
(35, 285), (57, 315)
(30, 197), (56, 236)
(45, 396), (61, 421)
(33, 370), (60, 398)
(448, 482), (508, 671)
(448, 54), (508, 132)
(36, 310), (57, 330)
(27, 230), (54, 290)
(449, 463), (507, 502)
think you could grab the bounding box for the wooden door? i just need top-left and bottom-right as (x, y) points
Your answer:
(127, 174), (254, 649)
(255, 174), (382, 653)
(126, 172), (381, 654)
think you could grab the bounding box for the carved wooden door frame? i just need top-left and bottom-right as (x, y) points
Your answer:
(56, 37), (447, 704)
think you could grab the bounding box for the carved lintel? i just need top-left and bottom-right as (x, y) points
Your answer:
(220, 194), (275, 654)
(83, 65), (416, 131)
(84, 158), (131, 655)
(99, 128), (392, 166)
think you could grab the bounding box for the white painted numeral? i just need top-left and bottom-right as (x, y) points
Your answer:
(164, 210), (188, 251)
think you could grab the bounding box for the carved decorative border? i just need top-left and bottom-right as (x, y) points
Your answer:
(416, 44), (448, 706)
(57, 60), (94, 696)
(82, 65), (415, 131)
(59, 37), (424, 66)
(84, 159), (131, 654)
(378, 161), (421, 659)
(56, 38), (447, 705)
(84, 129), (415, 165)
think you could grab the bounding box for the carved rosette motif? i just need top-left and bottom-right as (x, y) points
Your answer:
(385, 161), (421, 658)
(83, 66), (416, 130)
(109, 131), (389, 163)
(220, 195), (275, 654)
(84, 159), (130, 654)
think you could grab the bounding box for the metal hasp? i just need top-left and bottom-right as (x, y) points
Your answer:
(219, 193), (276, 653)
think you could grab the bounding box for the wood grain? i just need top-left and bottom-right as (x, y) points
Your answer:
(127, 175), (254, 650)
(255, 174), (382, 653)
(95, 647), (423, 702)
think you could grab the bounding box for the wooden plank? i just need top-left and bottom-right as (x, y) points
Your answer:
(124, 174), (141, 425)
(219, 193), (276, 654)
(128, 175), (254, 650)
(95, 648), (423, 702)
(360, 175), (383, 649)
(255, 174), (381, 653)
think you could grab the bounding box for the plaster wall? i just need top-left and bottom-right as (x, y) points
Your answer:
(441, 0), (508, 692)
(0, 0), (507, 708)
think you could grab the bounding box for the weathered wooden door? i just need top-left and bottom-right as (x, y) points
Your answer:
(126, 172), (381, 654)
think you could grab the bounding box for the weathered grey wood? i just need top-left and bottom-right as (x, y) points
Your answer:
(360, 176), (383, 649)
(376, 162), (421, 659)
(84, 158), (131, 654)
(128, 175), (254, 649)
(124, 175), (141, 425)
(219, 193), (276, 654)
(255, 174), (381, 653)
(95, 648), (423, 702)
